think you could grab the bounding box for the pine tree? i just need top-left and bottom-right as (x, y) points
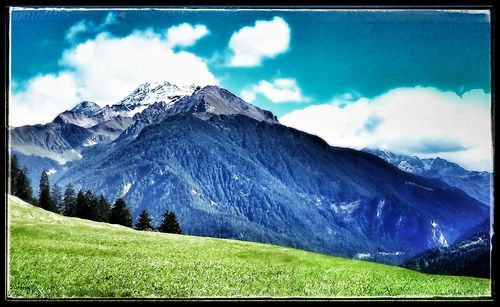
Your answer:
(17, 167), (34, 204)
(9, 154), (20, 196)
(135, 209), (153, 231)
(95, 195), (111, 222)
(158, 210), (182, 234)
(75, 190), (90, 219)
(109, 198), (132, 227)
(85, 190), (99, 221)
(39, 170), (56, 212)
(51, 184), (64, 214)
(63, 184), (77, 216)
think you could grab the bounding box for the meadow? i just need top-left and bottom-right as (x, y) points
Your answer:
(7, 195), (491, 299)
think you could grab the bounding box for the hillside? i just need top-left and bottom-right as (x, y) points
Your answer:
(402, 220), (491, 278)
(7, 195), (490, 298)
(54, 112), (489, 264)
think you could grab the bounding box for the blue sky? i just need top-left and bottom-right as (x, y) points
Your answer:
(9, 9), (492, 171)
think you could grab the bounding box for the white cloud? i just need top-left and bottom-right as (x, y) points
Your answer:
(241, 78), (309, 103)
(280, 87), (492, 172)
(61, 31), (217, 105)
(10, 72), (81, 127)
(166, 23), (209, 48)
(11, 27), (218, 127)
(228, 16), (290, 67)
(101, 12), (119, 28)
(65, 20), (88, 42)
(65, 12), (119, 42)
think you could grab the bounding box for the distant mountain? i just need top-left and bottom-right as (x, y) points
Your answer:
(9, 81), (196, 164)
(402, 219), (490, 278)
(362, 148), (492, 206)
(10, 117), (134, 164)
(54, 101), (105, 128)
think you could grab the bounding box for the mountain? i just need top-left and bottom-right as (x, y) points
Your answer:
(51, 86), (488, 264)
(9, 81), (196, 164)
(10, 122), (91, 164)
(362, 148), (492, 206)
(10, 117), (134, 164)
(53, 101), (103, 128)
(116, 85), (278, 142)
(11, 83), (489, 265)
(117, 81), (197, 108)
(402, 219), (491, 278)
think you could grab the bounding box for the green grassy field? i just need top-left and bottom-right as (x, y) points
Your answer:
(7, 195), (491, 299)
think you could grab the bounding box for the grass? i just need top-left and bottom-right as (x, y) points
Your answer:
(7, 195), (491, 299)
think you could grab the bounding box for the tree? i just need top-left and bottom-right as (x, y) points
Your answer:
(85, 189), (99, 221)
(135, 209), (153, 231)
(17, 167), (34, 204)
(39, 170), (56, 212)
(109, 198), (132, 227)
(95, 195), (111, 222)
(51, 184), (64, 214)
(158, 210), (182, 234)
(63, 184), (77, 216)
(9, 154), (20, 196)
(75, 190), (90, 219)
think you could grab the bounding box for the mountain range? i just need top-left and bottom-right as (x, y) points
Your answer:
(9, 81), (491, 266)
(362, 148), (492, 206)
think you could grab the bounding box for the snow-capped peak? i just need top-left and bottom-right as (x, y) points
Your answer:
(70, 101), (101, 115)
(117, 81), (198, 108)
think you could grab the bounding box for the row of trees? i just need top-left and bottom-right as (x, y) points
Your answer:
(9, 155), (36, 204)
(9, 154), (182, 233)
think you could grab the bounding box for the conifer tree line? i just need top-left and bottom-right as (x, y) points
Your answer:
(9, 154), (182, 234)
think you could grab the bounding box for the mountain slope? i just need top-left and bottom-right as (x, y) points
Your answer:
(55, 112), (489, 264)
(9, 82), (206, 164)
(10, 117), (134, 164)
(8, 195), (490, 298)
(402, 219), (491, 278)
(362, 148), (492, 205)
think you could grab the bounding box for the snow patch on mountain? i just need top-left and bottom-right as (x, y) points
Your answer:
(117, 81), (197, 107)
(83, 138), (98, 147)
(46, 168), (57, 175)
(355, 253), (372, 260)
(430, 220), (449, 247)
(70, 101), (101, 115)
(331, 200), (361, 215)
(376, 199), (385, 218)
(122, 182), (132, 196)
(378, 251), (404, 256)
(405, 181), (434, 191)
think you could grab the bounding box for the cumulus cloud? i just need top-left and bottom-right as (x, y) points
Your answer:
(10, 72), (81, 127)
(11, 26), (217, 127)
(241, 78), (309, 103)
(61, 30), (217, 104)
(228, 16), (291, 67)
(166, 23), (209, 48)
(65, 20), (88, 42)
(280, 87), (492, 171)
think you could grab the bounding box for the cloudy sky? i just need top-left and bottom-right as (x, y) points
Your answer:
(9, 9), (492, 171)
